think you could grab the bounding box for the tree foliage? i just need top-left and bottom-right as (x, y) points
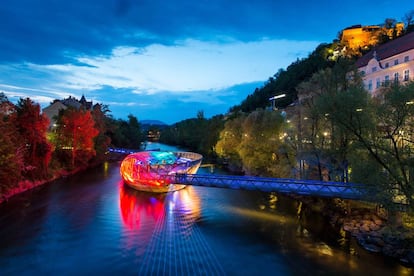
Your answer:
(15, 98), (52, 179)
(0, 93), (23, 191)
(318, 80), (414, 209)
(55, 108), (99, 168)
(295, 59), (360, 181)
(91, 104), (112, 162)
(215, 109), (294, 177)
(159, 114), (224, 160)
(107, 114), (143, 150)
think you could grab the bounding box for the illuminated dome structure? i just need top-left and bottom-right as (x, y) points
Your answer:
(120, 151), (203, 193)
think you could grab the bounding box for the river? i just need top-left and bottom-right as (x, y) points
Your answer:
(0, 143), (412, 275)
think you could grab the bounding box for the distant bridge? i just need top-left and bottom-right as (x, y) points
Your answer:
(164, 174), (367, 200)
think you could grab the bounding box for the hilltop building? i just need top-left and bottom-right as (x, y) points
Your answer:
(355, 31), (414, 96)
(340, 23), (404, 51)
(42, 95), (95, 129)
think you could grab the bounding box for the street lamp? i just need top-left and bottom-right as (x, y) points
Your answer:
(269, 93), (286, 110)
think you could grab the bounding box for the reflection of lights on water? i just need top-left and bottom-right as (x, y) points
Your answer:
(399, 266), (414, 275)
(226, 205), (364, 271)
(225, 206), (292, 224)
(315, 242), (333, 256)
(103, 162), (109, 174)
(119, 184), (201, 231)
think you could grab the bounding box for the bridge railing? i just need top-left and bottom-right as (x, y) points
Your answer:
(161, 173), (368, 200)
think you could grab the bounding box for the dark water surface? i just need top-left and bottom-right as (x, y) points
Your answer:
(0, 143), (412, 275)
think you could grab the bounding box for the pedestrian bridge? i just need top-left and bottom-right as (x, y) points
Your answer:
(163, 174), (367, 200)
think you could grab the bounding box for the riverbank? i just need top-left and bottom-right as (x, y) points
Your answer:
(0, 150), (129, 205)
(221, 160), (414, 266)
(0, 167), (87, 205)
(297, 196), (414, 266)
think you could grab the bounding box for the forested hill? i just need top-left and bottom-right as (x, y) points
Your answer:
(230, 43), (335, 113)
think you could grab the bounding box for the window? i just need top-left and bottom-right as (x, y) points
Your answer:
(404, 56), (410, 62)
(372, 66), (377, 72)
(394, 59), (399, 65)
(360, 70), (365, 76)
(368, 80), (373, 91)
(376, 78), (380, 88)
(394, 72), (399, 83)
(385, 62), (389, 68)
(404, 70), (410, 81)
(384, 75), (390, 86)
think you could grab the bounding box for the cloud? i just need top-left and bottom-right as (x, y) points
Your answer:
(29, 38), (319, 93)
(0, 37), (319, 123)
(3, 0), (412, 124)
(1, 0), (412, 65)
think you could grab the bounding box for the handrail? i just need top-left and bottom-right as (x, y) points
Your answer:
(160, 173), (368, 200)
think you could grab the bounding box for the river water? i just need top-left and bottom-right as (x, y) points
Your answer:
(0, 143), (412, 275)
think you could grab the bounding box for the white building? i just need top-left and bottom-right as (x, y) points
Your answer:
(356, 31), (414, 96)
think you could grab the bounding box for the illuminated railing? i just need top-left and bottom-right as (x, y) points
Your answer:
(162, 174), (367, 200)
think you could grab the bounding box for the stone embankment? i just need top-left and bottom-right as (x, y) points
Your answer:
(326, 207), (414, 266)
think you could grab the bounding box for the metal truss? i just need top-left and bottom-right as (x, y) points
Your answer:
(164, 174), (367, 200)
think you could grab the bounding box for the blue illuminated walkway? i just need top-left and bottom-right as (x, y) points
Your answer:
(167, 174), (366, 200)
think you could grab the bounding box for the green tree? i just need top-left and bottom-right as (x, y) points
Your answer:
(238, 109), (293, 177)
(215, 110), (293, 177)
(107, 114), (143, 150)
(215, 114), (246, 172)
(91, 104), (112, 162)
(319, 81), (414, 209)
(297, 60), (358, 180)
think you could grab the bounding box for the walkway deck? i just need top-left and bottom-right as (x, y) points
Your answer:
(167, 174), (366, 200)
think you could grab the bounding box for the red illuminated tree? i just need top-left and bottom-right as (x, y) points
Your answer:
(55, 108), (99, 168)
(15, 98), (52, 179)
(0, 93), (24, 192)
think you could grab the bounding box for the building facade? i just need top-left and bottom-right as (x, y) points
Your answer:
(42, 95), (94, 129)
(356, 31), (414, 96)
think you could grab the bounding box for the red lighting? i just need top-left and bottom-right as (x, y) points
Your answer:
(120, 151), (202, 193)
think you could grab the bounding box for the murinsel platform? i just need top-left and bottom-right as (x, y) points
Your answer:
(120, 151), (203, 193)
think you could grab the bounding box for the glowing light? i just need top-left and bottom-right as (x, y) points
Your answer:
(269, 94), (286, 100)
(120, 151), (203, 193)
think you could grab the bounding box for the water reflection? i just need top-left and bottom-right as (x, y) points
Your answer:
(119, 182), (201, 231)
(118, 183), (227, 275)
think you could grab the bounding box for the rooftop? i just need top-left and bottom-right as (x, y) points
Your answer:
(355, 31), (414, 68)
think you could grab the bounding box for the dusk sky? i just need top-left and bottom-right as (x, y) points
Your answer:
(1, 1), (412, 124)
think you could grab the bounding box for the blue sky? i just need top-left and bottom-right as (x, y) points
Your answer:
(0, 1), (412, 124)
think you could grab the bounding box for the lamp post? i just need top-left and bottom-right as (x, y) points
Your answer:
(269, 93), (286, 110)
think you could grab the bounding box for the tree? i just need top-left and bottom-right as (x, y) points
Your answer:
(403, 10), (414, 33)
(318, 81), (414, 210)
(238, 109), (294, 177)
(55, 108), (99, 168)
(215, 110), (293, 177)
(15, 98), (52, 179)
(91, 103), (111, 162)
(215, 114), (246, 172)
(125, 114), (142, 149)
(0, 94), (23, 193)
(296, 60), (357, 181)
(106, 114), (143, 150)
